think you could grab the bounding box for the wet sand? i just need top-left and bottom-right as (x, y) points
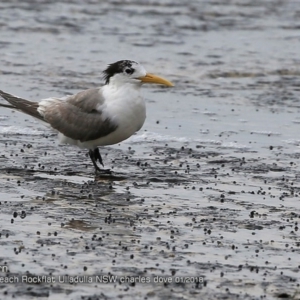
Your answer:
(0, 1), (300, 299)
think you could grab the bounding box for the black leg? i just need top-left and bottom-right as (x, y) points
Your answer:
(89, 149), (101, 172)
(88, 148), (111, 174)
(94, 148), (104, 167)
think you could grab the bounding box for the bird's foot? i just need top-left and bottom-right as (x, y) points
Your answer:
(94, 148), (104, 167)
(89, 148), (110, 173)
(95, 168), (112, 175)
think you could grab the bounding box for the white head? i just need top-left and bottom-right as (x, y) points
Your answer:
(103, 60), (173, 87)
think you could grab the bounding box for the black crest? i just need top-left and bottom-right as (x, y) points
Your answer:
(103, 60), (136, 84)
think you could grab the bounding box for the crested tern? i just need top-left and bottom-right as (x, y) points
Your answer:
(0, 60), (173, 173)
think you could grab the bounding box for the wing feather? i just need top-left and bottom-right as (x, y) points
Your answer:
(42, 88), (118, 142)
(66, 88), (105, 112)
(1, 88), (118, 142)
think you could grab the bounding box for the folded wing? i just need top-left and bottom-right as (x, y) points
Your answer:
(41, 88), (118, 142)
(0, 88), (118, 142)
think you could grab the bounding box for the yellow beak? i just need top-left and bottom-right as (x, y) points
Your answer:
(139, 73), (174, 87)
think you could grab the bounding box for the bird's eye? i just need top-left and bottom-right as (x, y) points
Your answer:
(125, 68), (133, 75)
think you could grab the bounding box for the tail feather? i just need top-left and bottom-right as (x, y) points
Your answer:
(0, 102), (15, 109)
(0, 90), (44, 121)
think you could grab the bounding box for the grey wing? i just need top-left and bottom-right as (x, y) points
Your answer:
(66, 88), (106, 112)
(43, 88), (118, 142)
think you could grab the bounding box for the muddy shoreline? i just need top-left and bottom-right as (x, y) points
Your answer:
(1, 0), (300, 299)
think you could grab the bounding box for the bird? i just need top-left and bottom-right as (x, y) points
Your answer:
(0, 60), (174, 173)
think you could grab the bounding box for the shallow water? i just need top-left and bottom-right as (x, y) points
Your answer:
(0, 0), (300, 299)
